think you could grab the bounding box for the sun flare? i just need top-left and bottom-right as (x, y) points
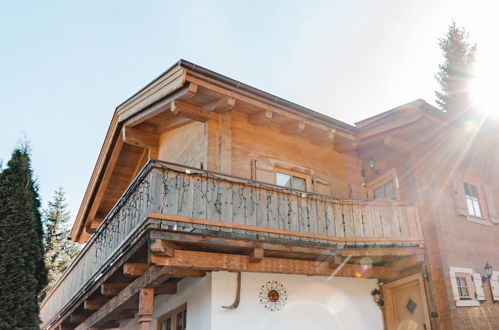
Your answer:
(469, 54), (499, 118)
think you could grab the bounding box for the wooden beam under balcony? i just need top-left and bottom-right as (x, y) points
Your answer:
(150, 239), (176, 257)
(249, 247), (264, 263)
(390, 254), (424, 272)
(75, 266), (201, 329)
(123, 263), (151, 277)
(150, 250), (399, 280)
(84, 298), (108, 311)
(101, 283), (129, 297)
(171, 100), (218, 122)
(154, 282), (177, 295)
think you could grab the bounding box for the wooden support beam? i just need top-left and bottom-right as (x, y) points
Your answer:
(248, 110), (272, 125)
(150, 250), (399, 279)
(75, 266), (178, 329)
(162, 268), (206, 278)
(390, 254), (424, 272)
(204, 96), (236, 113)
(101, 283), (129, 297)
(122, 127), (159, 149)
(383, 136), (413, 153)
(70, 313), (90, 324)
(281, 121), (306, 136)
(138, 288), (154, 330)
(109, 310), (136, 321)
(154, 282), (177, 295)
(156, 117), (194, 133)
(58, 325), (73, 330)
(150, 230), (423, 259)
(84, 298), (108, 311)
(123, 263), (151, 277)
(171, 100), (218, 122)
(249, 247), (264, 263)
(150, 239), (176, 257)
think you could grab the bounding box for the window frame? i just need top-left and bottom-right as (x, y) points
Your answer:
(274, 167), (312, 192)
(449, 266), (482, 307)
(455, 272), (473, 300)
(366, 168), (400, 201)
(157, 303), (187, 330)
(461, 175), (492, 226)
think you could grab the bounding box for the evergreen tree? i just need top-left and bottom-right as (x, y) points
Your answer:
(435, 21), (476, 113)
(41, 188), (80, 299)
(0, 145), (47, 329)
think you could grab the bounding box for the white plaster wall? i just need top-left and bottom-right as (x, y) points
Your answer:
(211, 272), (383, 330)
(119, 273), (212, 330)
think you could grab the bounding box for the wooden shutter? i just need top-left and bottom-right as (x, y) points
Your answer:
(449, 272), (461, 301)
(472, 273), (486, 300)
(482, 184), (499, 223)
(450, 172), (468, 216)
(491, 271), (499, 301)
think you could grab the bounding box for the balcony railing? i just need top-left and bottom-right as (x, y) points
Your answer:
(39, 160), (423, 328)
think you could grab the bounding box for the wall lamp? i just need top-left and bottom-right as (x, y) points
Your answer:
(371, 288), (384, 308)
(482, 262), (493, 283)
(367, 159), (380, 175)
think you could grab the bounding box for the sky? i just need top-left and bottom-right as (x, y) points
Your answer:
(1, 0), (498, 221)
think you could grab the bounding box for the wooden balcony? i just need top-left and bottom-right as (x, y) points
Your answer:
(40, 160), (423, 329)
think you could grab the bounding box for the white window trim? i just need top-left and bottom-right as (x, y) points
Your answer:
(449, 266), (485, 306)
(456, 300), (480, 307)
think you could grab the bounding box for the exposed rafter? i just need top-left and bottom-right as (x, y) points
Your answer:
(248, 110), (273, 125)
(204, 96), (236, 113)
(171, 100), (218, 122)
(122, 127), (159, 149)
(281, 121), (306, 136)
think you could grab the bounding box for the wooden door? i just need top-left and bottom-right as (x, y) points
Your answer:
(384, 274), (431, 330)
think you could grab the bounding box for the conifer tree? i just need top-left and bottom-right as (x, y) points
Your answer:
(0, 145), (47, 329)
(435, 21), (476, 113)
(42, 188), (80, 299)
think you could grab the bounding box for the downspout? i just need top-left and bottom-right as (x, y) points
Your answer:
(222, 272), (241, 309)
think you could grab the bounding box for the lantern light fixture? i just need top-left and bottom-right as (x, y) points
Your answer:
(371, 288), (384, 308)
(482, 262), (493, 283)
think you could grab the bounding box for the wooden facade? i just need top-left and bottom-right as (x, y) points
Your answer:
(39, 60), (499, 329)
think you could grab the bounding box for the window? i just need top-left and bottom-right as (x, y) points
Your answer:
(464, 182), (483, 217)
(366, 169), (399, 200)
(158, 304), (187, 330)
(449, 266), (484, 306)
(372, 180), (396, 200)
(455, 273), (472, 300)
(275, 171), (308, 191)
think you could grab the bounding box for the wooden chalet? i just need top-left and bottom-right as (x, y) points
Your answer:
(40, 60), (499, 330)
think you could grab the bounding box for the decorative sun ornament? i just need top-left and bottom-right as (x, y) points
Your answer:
(259, 281), (287, 311)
